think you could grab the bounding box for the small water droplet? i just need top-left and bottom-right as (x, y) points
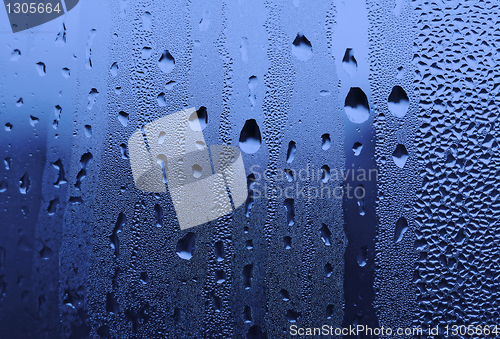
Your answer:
(286, 141), (296, 163)
(176, 232), (195, 260)
(35, 62), (46, 76)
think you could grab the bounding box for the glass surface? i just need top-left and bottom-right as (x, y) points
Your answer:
(0, 0), (498, 338)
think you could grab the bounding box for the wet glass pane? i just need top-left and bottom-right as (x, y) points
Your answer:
(0, 0), (499, 338)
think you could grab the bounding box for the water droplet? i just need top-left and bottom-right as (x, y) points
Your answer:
(176, 232), (195, 260)
(215, 241), (224, 261)
(321, 165), (330, 183)
(344, 87), (370, 123)
(357, 246), (367, 267)
(285, 309), (301, 322)
(284, 198), (295, 226)
(29, 115), (39, 127)
(61, 67), (70, 78)
(52, 159), (67, 187)
(192, 164), (202, 178)
(342, 48), (357, 77)
(292, 33), (312, 61)
(4, 158), (11, 170)
(165, 80), (176, 90)
(141, 46), (153, 59)
(245, 240), (253, 250)
(0, 180), (7, 193)
(11, 49), (21, 61)
(388, 85), (409, 118)
(120, 143), (128, 159)
(320, 223), (332, 246)
(55, 23), (66, 46)
(39, 245), (53, 260)
(280, 289), (290, 301)
(286, 141), (296, 163)
(188, 106), (208, 131)
(239, 119), (262, 154)
(47, 198), (60, 215)
(140, 272), (149, 284)
(352, 142), (363, 156)
(87, 88), (99, 110)
(392, 144), (408, 168)
(154, 204), (163, 227)
(118, 111), (129, 127)
(157, 92), (166, 107)
(142, 11), (152, 30)
(283, 236), (292, 249)
(35, 62), (46, 76)
(110, 213), (125, 257)
(19, 173), (30, 194)
(321, 134), (331, 150)
(324, 263), (333, 277)
(244, 306), (252, 322)
(110, 62), (119, 76)
(84, 125), (92, 137)
(248, 76), (258, 107)
(394, 217), (408, 243)
(158, 50), (175, 74)
(215, 270), (226, 284)
(5, 123), (12, 131)
(75, 152), (93, 189)
(243, 264), (253, 289)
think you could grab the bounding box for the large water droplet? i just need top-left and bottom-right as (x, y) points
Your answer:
(188, 106), (208, 131)
(388, 85), (409, 118)
(239, 119), (262, 154)
(344, 87), (370, 123)
(292, 33), (312, 61)
(392, 144), (408, 168)
(158, 50), (175, 74)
